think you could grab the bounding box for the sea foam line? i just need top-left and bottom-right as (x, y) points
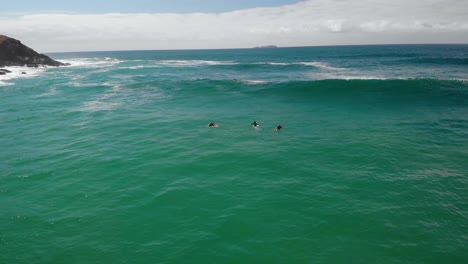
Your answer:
(34, 87), (58, 97)
(299, 62), (345, 70)
(240, 80), (270, 85)
(80, 85), (122, 112)
(255, 62), (291, 66)
(0, 66), (47, 86)
(255, 61), (345, 70)
(309, 72), (388, 80)
(156, 60), (238, 66)
(116, 60), (238, 69)
(60, 57), (123, 68)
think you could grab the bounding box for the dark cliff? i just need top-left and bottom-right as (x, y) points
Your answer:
(0, 35), (67, 67)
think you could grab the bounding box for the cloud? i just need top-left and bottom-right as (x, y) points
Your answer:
(1, 0), (467, 52)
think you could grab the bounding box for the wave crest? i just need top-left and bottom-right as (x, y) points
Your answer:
(157, 60), (238, 66)
(0, 66), (47, 86)
(255, 61), (345, 70)
(60, 57), (123, 68)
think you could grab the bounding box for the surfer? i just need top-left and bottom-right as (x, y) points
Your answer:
(273, 125), (282, 131)
(208, 122), (219, 127)
(251, 121), (260, 128)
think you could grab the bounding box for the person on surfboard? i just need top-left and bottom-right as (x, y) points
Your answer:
(251, 121), (260, 128)
(273, 125), (282, 131)
(208, 122), (219, 127)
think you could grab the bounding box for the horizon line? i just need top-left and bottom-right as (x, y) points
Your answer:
(46, 43), (468, 54)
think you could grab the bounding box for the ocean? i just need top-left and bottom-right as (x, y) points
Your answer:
(1, 45), (467, 263)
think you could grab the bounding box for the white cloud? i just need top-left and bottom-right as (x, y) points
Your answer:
(1, 0), (467, 52)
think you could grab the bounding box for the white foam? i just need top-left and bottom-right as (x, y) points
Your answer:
(157, 60), (237, 66)
(118, 65), (156, 70)
(68, 72), (112, 86)
(60, 57), (123, 68)
(255, 61), (345, 70)
(69, 81), (90, 87)
(299, 62), (345, 70)
(35, 87), (58, 97)
(241, 80), (269, 85)
(255, 62), (290, 66)
(125, 65), (147, 70)
(80, 85), (121, 112)
(82, 100), (121, 111)
(0, 66), (47, 86)
(310, 72), (387, 80)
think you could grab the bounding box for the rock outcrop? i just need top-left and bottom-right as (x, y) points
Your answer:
(0, 35), (68, 67)
(254, 45), (278, 49)
(0, 69), (12, 75)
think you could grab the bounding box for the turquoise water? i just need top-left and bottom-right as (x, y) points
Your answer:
(1, 45), (468, 263)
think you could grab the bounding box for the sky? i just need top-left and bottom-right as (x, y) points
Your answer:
(0, 0), (300, 14)
(1, 0), (467, 52)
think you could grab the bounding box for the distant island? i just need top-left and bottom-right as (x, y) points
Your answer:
(254, 45), (278, 49)
(0, 35), (68, 75)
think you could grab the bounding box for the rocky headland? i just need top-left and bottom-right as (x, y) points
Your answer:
(254, 45), (278, 49)
(0, 35), (68, 75)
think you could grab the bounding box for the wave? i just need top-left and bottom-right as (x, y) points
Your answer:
(403, 57), (468, 66)
(255, 62), (291, 66)
(129, 60), (345, 70)
(310, 71), (468, 81)
(299, 62), (345, 70)
(175, 78), (468, 91)
(156, 60), (238, 66)
(254, 61), (345, 70)
(119, 65), (149, 70)
(240, 80), (270, 85)
(60, 57), (123, 68)
(68, 57), (345, 70)
(151, 78), (468, 106)
(309, 72), (388, 80)
(79, 85), (122, 112)
(0, 65), (47, 86)
(56, 57), (349, 73)
(0, 79), (13, 86)
(243, 79), (468, 100)
(35, 87), (58, 97)
(147, 78), (468, 95)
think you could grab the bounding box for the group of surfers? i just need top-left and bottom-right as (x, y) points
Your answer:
(208, 121), (282, 131)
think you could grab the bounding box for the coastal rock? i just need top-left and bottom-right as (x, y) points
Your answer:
(254, 45), (278, 49)
(0, 35), (68, 67)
